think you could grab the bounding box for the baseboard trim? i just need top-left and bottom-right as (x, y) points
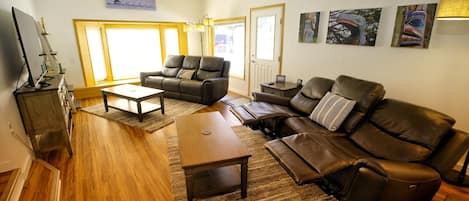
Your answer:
(9, 154), (32, 201)
(35, 160), (61, 201)
(228, 88), (249, 97)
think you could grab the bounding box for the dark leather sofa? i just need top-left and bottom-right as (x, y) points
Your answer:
(140, 55), (230, 105)
(234, 75), (469, 201)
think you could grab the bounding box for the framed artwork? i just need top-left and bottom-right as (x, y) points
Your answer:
(326, 8), (382, 46)
(391, 4), (438, 48)
(106, 0), (156, 10)
(298, 12), (320, 43)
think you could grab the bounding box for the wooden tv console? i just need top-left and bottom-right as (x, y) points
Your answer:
(15, 74), (74, 158)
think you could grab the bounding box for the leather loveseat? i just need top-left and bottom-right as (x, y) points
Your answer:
(232, 75), (469, 201)
(140, 55), (230, 105)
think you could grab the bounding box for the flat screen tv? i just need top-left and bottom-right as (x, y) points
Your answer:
(12, 7), (47, 87)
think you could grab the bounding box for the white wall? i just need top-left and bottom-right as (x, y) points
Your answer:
(205, 0), (469, 132)
(0, 0), (36, 200)
(33, 0), (206, 87)
(204, 0), (285, 96)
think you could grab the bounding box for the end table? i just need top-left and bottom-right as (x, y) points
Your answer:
(260, 82), (301, 98)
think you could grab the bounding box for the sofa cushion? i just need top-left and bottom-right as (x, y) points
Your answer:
(196, 57), (224, 81)
(301, 77), (335, 100)
(144, 76), (164, 89)
(284, 117), (343, 136)
(180, 80), (203, 96)
(200, 56), (224, 71)
(309, 92), (356, 131)
(162, 78), (181, 92)
(182, 56), (201, 69)
(161, 55), (184, 77)
(331, 75), (385, 133)
(176, 69), (196, 80)
(350, 122), (432, 162)
(165, 55), (185, 67)
(370, 99), (455, 150)
(290, 77), (334, 115)
(196, 70), (221, 80)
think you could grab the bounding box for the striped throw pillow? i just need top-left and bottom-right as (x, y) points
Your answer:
(309, 92), (356, 131)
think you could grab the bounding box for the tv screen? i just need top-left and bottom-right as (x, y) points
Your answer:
(12, 7), (46, 87)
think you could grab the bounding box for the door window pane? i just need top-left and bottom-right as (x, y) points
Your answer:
(106, 28), (163, 80)
(214, 22), (245, 78)
(164, 29), (179, 55)
(86, 27), (107, 81)
(256, 16), (275, 61)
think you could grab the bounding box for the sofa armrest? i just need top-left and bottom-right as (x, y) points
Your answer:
(140, 71), (162, 84)
(201, 77), (229, 105)
(353, 158), (387, 177)
(252, 92), (290, 106)
(425, 129), (469, 174)
(342, 165), (387, 201)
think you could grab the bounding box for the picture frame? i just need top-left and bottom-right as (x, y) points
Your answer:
(106, 0), (157, 10)
(391, 4), (437, 49)
(276, 75), (286, 83)
(326, 8), (382, 46)
(298, 12), (320, 43)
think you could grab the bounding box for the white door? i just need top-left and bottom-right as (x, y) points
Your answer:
(250, 5), (284, 94)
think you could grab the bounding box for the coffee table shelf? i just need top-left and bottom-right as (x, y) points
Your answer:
(101, 84), (165, 122)
(107, 99), (161, 115)
(192, 166), (241, 197)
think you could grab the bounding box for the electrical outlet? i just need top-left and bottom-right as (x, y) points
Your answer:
(8, 121), (15, 135)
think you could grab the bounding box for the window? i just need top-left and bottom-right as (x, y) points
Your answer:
(74, 20), (188, 87)
(213, 17), (246, 79)
(256, 15), (275, 61)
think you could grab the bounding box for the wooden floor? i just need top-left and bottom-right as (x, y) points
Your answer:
(19, 93), (469, 201)
(20, 161), (55, 201)
(0, 168), (19, 201)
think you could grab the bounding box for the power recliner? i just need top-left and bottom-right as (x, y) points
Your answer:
(140, 55), (230, 105)
(231, 75), (469, 201)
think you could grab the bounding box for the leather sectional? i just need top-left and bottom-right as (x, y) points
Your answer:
(140, 55), (230, 105)
(232, 75), (469, 201)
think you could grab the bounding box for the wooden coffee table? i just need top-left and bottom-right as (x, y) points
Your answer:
(175, 112), (251, 201)
(101, 84), (164, 122)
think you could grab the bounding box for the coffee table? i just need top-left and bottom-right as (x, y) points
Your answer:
(101, 84), (164, 122)
(175, 112), (251, 201)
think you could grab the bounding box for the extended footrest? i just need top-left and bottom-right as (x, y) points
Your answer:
(229, 102), (290, 125)
(265, 139), (321, 184)
(230, 105), (257, 125)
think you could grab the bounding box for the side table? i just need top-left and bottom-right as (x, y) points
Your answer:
(444, 150), (469, 187)
(260, 82), (301, 98)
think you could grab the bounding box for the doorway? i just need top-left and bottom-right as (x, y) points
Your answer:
(249, 4), (285, 94)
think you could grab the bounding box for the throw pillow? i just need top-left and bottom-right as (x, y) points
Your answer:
(309, 92), (356, 131)
(176, 69), (195, 80)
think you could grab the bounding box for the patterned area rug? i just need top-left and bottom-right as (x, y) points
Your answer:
(80, 98), (206, 133)
(167, 126), (336, 201)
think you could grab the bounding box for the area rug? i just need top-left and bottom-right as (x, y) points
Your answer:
(80, 98), (206, 133)
(221, 97), (251, 107)
(167, 126), (336, 201)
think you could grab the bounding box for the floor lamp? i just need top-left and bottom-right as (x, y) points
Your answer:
(436, 0), (469, 187)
